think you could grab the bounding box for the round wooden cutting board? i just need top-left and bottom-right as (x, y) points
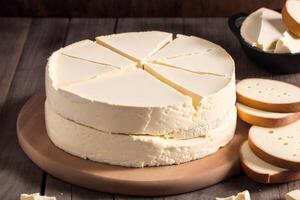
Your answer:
(17, 92), (249, 196)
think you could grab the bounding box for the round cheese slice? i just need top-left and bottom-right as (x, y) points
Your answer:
(45, 100), (237, 167)
(282, 0), (300, 37)
(236, 78), (300, 113)
(240, 141), (300, 183)
(236, 102), (300, 127)
(248, 120), (300, 170)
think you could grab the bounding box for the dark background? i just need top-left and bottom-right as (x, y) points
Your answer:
(0, 0), (284, 17)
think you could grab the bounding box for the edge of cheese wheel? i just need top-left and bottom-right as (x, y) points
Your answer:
(282, 0), (300, 37)
(236, 78), (300, 113)
(45, 100), (237, 167)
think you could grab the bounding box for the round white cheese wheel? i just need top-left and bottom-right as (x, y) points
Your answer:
(46, 32), (236, 140)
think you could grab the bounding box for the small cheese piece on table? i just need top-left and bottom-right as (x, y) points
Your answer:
(248, 119), (300, 170)
(241, 8), (286, 51)
(60, 39), (136, 69)
(151, 48), (234, 77)
(282, 0), (300, 37)
(47, 69), (205, 139)
(20, 193), (56, 200)
(96, 31), (172, 63)
(240, 141), (300, 183)
(45, 100), (237, 167)
(275, 31), (300, 54)
(150, 34), (219, 61)
(286, 190), (300, 200)
(236, 102), (300, 127)
(48, 52), (118, 87)
(216, 190), (251, 200)
(236, 78), (300, 113)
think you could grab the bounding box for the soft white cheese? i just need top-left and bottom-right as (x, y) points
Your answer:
(96, 31), (172, 63)
(275, 31), (300, 54)
(150, 34), (220, 61)
(151, 48), (234, 77)
(241, 8), (286, 51)
(45, 101), (237, 167)
(60, 39), (136, 68)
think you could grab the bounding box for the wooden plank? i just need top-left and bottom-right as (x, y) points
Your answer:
(44, 18), (115, 200)
(0, 0), (283, 17)
(0, 18), (68, 200)
(0, 18), (31, 114)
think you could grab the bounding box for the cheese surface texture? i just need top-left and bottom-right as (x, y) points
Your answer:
(20, 193), (56, 200)
(45, 101), (236, 167)
(45, 31), (236, 167)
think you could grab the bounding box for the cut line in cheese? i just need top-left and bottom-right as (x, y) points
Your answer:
(150, 34), (220, 61)
(282, 0), (300, 37)
(236, 102), (300, 127)
(96, 31), (172, 63)
(144, 63), (235, 108)
(236, 78), (300, 113)
(48, 52), (118, 87)
(60, 69), (189, 107)
(240, 141), (300, 184)
(45, 100), (237, 167)
(151, 48), (234, 77)
(60, 40), (136, 69)
(248, 119), (300, 170)
(241, 8), (286, 51)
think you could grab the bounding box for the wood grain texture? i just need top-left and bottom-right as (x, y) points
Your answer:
(0, 0), (284, 17)
(0, 18), (68, 200)
(0, 18), (31, 114)
(44, 18), (115, 200)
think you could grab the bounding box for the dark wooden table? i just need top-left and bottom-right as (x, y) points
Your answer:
(0, 17), (300, 200)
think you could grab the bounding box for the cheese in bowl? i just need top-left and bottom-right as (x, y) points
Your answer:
(45, 31), (236, 167)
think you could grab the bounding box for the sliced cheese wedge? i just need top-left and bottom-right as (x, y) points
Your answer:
(282, 0), (300, 37)
(216, 190), (251, 200)
(45, 100), (237, 167)
(241, 8), (286, 51)
(20, 193), (56, 200)
(240, 141), (300, 183)
(152, 48), (234, 77)
(286, 190), (300, 200)
(236, 102), (300, 127)
(60, 40), (137, 69)
(275, 31), (300, 54)
(96, 31), (172, 63)
(145, 63), (235, 107)
(48, 51), (118, 87)
(248, 119), (300, 170)
(150, 34), (219, 61)
(47, 68), (210, 139)
(236, 78), (300, 113)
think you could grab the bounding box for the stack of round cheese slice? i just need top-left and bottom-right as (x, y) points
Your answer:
(46, 31), (237, 167)
(236, 78), (300, 182)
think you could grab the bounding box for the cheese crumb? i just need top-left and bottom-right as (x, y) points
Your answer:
(286, 190), (300, 200)
(20, 193), (56, 200)
(216, 190), (251, 200)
